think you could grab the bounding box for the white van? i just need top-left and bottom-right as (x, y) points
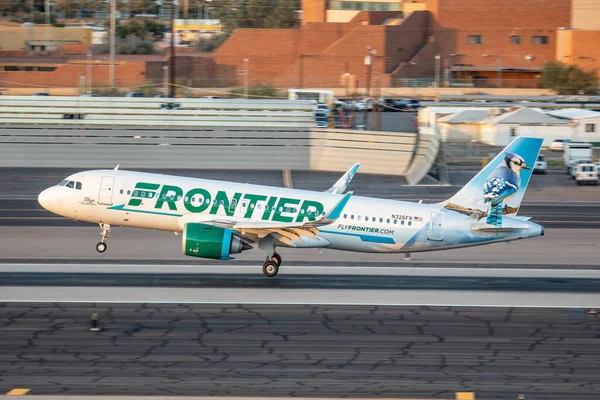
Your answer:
(575, 163), (599, 185)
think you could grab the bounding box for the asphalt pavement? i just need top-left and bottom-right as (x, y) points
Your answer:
(0, 303), (598, 399)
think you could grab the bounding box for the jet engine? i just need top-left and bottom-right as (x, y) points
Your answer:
(182, 223), (252, 260)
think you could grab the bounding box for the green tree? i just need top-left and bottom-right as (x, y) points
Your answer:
(113, 19), (165, 40)
(214, 0), (300, 35)
(541, 61), (599, 95)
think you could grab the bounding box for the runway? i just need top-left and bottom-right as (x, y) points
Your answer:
(1, 263), (599, 307)
(0, 303), (598, 399)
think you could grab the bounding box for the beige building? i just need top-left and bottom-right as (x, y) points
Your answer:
(571, 0), (600, 30)
(0, 25), (91, 52)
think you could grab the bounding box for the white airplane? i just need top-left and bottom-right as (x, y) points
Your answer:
(38, 137), (544, 277)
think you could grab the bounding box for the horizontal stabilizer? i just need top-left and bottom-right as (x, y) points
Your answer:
(472, 226), (525, 232)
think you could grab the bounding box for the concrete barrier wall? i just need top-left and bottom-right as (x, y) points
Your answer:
(0, 126), (436, 180)
(0, 97), (439, 180)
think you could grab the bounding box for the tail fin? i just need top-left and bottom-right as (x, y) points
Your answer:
(441, 137), (543, 218)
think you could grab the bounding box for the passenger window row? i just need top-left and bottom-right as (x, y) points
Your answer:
(342, 213), (413, 226)
(59, 180), (82, 190)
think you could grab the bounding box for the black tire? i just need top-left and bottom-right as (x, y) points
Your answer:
(577, 181), (582, 186)
(271, 253), (282, 267)
(262, 261), (279, 277)
(96, 242), (107, 253)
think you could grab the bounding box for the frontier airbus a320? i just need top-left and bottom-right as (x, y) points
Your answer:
(38, 137), (544, 277)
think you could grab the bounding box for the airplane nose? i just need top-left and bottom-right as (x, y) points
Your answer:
(38, 188), (53, 210)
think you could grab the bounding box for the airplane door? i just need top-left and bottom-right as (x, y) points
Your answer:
(428, 212), (444, 241)
(98, 176), (115, 205)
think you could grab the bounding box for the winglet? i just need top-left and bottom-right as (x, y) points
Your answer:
(114, 164), (120, 171)
(307, 192), (353, 227)
(326, 163), (360, 194)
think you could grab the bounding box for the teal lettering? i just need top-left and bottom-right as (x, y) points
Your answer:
(295, 200), (325, 223)
(272, 198), (301, 223)
(210, 191), (242, 217)
(184, 188), (212, 213)
(242, 194), (267, 218)
(261, 197), (278, 220)
(155, 185), (183, 211)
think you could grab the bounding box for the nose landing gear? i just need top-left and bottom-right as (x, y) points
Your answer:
(96, 223), (111, 253)
(262, 252), (282, 277)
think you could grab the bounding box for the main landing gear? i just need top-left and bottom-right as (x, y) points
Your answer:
(96, 223), (110, 253)
(262, 252), (282, 277)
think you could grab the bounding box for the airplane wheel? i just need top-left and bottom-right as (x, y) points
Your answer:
(271, 253), (282, 266)
(262, 261), (279, 277)
(96, 242), (107, 253)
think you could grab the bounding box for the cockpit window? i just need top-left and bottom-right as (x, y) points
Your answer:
(75, 182), (82, 190)
(66, 181), (75, 189)
(59, 180), (68, 186)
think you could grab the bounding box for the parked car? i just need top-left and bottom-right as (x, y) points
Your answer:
(32, 92), (50, 96)
(533, 154), (547, 174)
(347, 100), (372, 111)
(575, 163), (599, 185)
(395, 99), (421, 111)
(549, 138), (571, 152)
(125, 92), (144, 98)
(570, 159), (594, 179)
(80, 93), (102, 97)
(379, 98), (400, 111)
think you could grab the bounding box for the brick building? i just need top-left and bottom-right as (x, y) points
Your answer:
(213, 0), (599, 89)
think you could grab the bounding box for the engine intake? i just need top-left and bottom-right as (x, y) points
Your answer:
(182, 223), (252, 260)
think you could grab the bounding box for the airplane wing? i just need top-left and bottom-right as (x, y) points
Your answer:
(325, 163), (360, 194)
(180, 192), (353, 246)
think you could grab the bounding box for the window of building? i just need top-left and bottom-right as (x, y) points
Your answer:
(353, 2), (363, 10)
(510, 35), (521, 45)
(532, 36), (549, 45)
(586, 123), (596, 132)
(467, 35), (484, 44)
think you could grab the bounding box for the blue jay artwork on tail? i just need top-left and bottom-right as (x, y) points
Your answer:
(483, 152), (531, 226)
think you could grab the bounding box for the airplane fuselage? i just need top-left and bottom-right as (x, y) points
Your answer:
(38, 169), (544, 254)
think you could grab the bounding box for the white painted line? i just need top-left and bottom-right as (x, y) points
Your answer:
(1, 287), (598, 308)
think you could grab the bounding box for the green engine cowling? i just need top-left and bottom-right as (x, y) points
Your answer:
(181, 223), (252, 260)
(182, 223), (252, 260)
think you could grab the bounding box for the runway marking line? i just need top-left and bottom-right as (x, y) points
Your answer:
(6, 389), (30, 395)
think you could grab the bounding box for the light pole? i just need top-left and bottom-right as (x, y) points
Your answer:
(364, 46), (376, 130)
(483, 54), (502, 88)
(45, 0), (50, 51)
(344, 72), (350, 99)
(163, 65), (169, 97)
(169, 0), (176, 98)
(434, 54), (441, 88)
(86, 51), (92, 94)
(243, 58), (249, 99)
(365, 46), (376, 98)
(109, 0), (116, 88)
